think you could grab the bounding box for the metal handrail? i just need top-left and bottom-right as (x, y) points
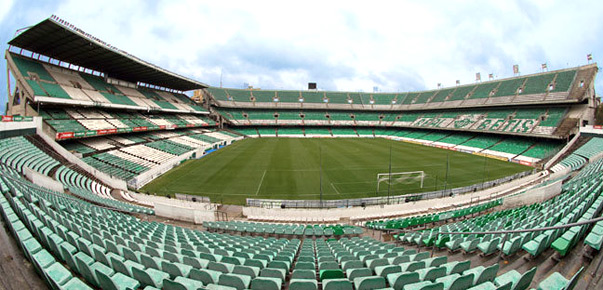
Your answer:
(436, 215), (603, 236)
(405, 213), (603, 259)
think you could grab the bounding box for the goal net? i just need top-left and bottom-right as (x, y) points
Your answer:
(376, 171), (425, 193)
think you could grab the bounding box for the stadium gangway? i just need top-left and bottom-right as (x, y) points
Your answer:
(400, 215), (603, 277)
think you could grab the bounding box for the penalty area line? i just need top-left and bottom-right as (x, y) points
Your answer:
(255, 170), (267, 195)
(330, 183), (341, 195)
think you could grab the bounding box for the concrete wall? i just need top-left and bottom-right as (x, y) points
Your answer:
(0, 117), (40, 131)
(24, 167), (64, 192)
(154, 202), (215, 223)
(502, 179), (562, 209)
(549, 167), (572, 180)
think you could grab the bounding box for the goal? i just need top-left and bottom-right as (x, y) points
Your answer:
(376, 171), (425, 193)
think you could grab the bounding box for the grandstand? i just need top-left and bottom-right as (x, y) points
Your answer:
(1, 15), (602, 290)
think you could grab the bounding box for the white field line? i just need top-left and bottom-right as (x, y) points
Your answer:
(330, 183), (342, 194)
(255, 170), (267, 195)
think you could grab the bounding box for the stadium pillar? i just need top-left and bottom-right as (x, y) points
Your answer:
(6, 64), (10, 114)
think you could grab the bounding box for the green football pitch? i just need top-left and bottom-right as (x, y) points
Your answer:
(141, 137), (531, 205)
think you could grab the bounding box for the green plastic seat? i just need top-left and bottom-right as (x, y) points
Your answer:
(292, 269), (316, 280)
(250, 276), (282, 290)
(477, 238), (501, 256)
(342, 260), (364, 271)
(290, 278), (318, 290)
(61, 277), (94, 290)
(162, 260), (193, 278)
(375, 265), (401, 278)
(244, 259), (267, 269)
(218, 273), (251, 290)
(403, 281), (444, 290)
(537, 267), (583, 290)
(162, 279), (188, 290)
(424, 256), (448, 268)
(494, 267), (537, 290)
(467, 282), (511, 290)
(45, 262), (74, 289)
(208, 261), (235, 273)
(464, 264), (499, 286)
(174, 276), (206, 290)
(460, 239), (480, 253)
(443, 260), (471, 275)
(76, 254), (114, 288)
(189, 268), (222, 285)
(320, 269), (345, 281)
(417, 266), (447, 282)
(367, 258), (389, 270)
(400, 261), (426, 272)
(354, 276), (386, 290)
(132, 267), (170, 288)
(323, 278), (354, 290)
(435, 273), (474, 290)
(233, 265), (260, 278)
(95, 268), (140, 290)
(183, 256), (210, 269)
(347, 267), (373, 281)
(387, 271), (420, 290)
(388, 255), (410, 265)
(260, 267), (287, 281)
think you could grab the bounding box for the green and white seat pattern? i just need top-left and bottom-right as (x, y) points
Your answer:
(367, 200), (502, 230)
(204, 221), (363, 237)
(551, 137), (603, 173)
(0, 136), (60, 176)
(11, 53), (207, 113)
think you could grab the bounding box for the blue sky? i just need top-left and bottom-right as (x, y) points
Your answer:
(0, 0), (601, 113)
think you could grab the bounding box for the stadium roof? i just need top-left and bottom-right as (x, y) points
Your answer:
(8, 16), (207, 91)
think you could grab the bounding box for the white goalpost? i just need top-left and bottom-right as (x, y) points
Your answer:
(376, 171), (425, 193)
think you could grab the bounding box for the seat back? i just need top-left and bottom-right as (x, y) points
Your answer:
(515, 267), (537, 290)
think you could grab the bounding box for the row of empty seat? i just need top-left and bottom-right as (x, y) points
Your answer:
(11, 52), (207, 113)
(551, 137), (603, 173)
(208, 67), (580, 108)
(395, 158), (603, 261)
(366, 199), (502, 230)
(79, 130), (236, 181)
(204, 221), (363, 237)
(0, 134), (153, 215)
(41, 107), (215, 140)
(218, 107), (567, 137)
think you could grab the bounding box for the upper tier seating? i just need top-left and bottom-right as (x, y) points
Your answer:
(10, 53), (207, 113)
(208, 67), (582, 110)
